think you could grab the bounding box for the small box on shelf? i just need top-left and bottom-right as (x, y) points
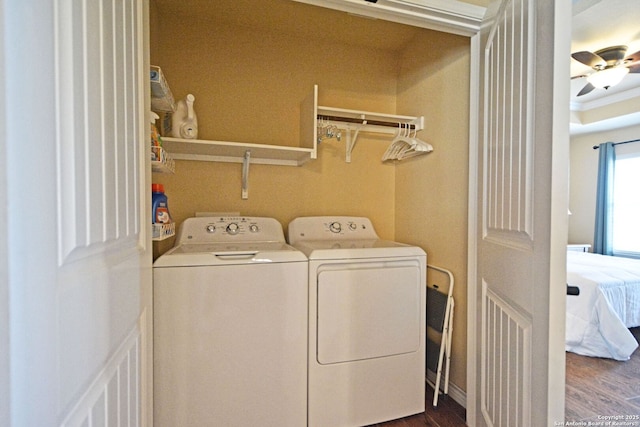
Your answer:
(153, 222), (175, 241)
(151, 146), (175, 173)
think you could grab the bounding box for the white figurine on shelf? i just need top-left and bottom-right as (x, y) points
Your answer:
(172, 93), (198, 139)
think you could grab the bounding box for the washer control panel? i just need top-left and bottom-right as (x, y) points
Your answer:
(288, 216), (379, 244)
(175, 216), (285, 244)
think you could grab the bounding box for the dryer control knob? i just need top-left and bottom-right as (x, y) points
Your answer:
(348, 222), (357, 231)
(249, 224), (260, 233)
(226, 223), (240, 235)
(205, 224), (216, 233)
(329, 222), (342, 233)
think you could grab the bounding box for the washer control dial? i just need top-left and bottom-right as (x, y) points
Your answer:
(205, 224), (216, 233)
(226, 223), (240, 235)
(249, 224), (260, 233)
(329, 222), (342, 233)
(348, 222), (357, 231)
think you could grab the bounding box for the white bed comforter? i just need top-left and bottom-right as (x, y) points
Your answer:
(566, 251), (640, 360)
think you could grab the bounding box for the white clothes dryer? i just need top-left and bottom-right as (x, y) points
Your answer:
(288, 216), (427, 427)
(153, 216), (307, 427)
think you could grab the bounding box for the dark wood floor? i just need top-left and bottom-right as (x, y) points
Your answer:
(565, 327), (640, 422)
(364, 327), (640, 426)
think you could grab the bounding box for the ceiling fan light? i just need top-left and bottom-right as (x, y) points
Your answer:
(586, 67), (630, 89)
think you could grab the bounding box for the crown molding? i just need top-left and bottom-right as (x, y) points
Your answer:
(290, 0), (485, 37)
(570, 85), (640, 112)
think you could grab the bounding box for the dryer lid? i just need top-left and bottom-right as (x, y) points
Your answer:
(292, 239), (425, 260)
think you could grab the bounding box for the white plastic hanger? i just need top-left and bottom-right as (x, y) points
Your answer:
(382, 123), (433, 161)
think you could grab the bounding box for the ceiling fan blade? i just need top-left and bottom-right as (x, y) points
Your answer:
(571, 51), (606, 69)
(576, 82), (596, 97)
(595, 45), (628, 63)
(624, 49), (640, 73)
(624, 49), (640, 63)
(627, 63), (640, 73)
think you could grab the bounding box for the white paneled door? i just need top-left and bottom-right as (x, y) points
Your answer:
(3, 0), (151, 426)
(468, 0), (570, 425)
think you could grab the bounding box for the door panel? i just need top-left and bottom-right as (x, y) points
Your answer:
(317, 263), (422, 364)
(57, 0), (141, 264)
(5, 0), (149, 425)
(471, 0), (570, 425)
(481, 281), (532, 425)
(55, 0), (147, 423)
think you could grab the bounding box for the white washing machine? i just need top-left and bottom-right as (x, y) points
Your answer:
(153, 216), (307, 427)
(288, 216), (427, 427)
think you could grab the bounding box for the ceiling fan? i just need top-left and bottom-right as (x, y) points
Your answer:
(571, 45), (640, 96)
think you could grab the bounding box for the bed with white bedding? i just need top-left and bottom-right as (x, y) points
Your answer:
(566, 251), (640, 360)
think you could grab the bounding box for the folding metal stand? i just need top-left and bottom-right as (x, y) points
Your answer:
(425, 265), (454, 408)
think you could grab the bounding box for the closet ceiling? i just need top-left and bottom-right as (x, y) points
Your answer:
(153, 0), (639, 135)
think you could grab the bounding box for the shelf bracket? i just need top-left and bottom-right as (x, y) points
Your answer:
(345, 122), (364, 163)
(242, 150), (251, 199)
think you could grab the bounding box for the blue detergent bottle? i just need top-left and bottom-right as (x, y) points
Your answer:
(152, 183), (172, 224)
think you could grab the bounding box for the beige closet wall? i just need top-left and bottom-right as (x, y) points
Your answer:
(396, 31), (471, 393)
(150, 1), (471, 394)
(151, 9), (402, 255)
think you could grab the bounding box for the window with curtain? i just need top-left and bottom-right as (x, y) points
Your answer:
(612, 149), (640, 258)
(594, 140), (640, 258)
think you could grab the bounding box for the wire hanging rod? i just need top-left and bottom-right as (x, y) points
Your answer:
(317, 114), (417, 129)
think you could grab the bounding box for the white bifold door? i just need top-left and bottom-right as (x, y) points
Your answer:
(468, 0), (570, 425)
